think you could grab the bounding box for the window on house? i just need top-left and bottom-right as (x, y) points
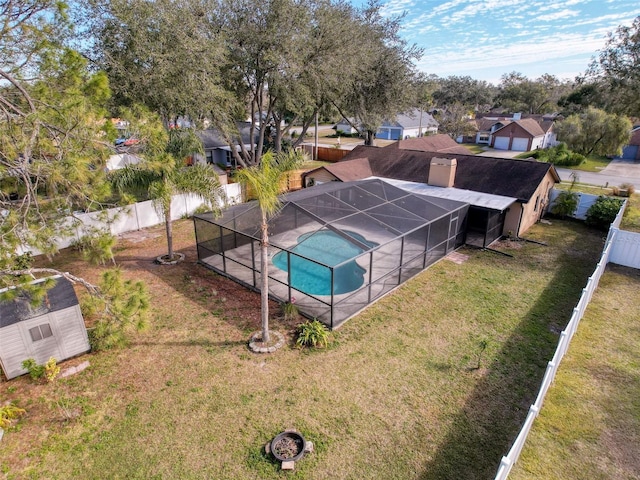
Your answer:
(29, 323), (53, 342)
(534, 195), (540, 212)
(479, 134), (490, 142)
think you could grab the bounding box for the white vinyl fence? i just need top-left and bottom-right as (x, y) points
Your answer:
(21, 184), (242, 254)
(494, 200), (629, 480)
(548, 189), (600, 220)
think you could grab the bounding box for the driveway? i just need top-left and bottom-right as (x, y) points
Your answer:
(476, 148), (523, 159)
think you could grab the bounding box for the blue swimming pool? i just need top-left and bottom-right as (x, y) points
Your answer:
(272, 230), (378, 296)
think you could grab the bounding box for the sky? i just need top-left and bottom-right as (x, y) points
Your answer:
(360, 0), (640, 84)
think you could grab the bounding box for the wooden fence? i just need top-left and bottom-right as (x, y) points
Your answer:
(300, 144), (351, 163)
(494, 201), (627, 479)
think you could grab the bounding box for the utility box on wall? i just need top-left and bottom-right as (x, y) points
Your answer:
(0, 276), (90, 380)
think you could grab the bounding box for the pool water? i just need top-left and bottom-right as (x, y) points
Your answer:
(272, 230), (377, 296)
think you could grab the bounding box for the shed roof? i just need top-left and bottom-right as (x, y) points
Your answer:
(0, 277), (78, 329)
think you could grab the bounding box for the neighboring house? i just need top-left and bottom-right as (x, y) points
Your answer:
(0, 277), (90, 380)
(389, 134), (474, 155)
(619, 126), (640, 161)
(195, 122), (257, 169)
(302, 145), (560, 244)
(334, 109), (439, 139)
(376, 109), (438, 140)
(472, 118), (511, 145)
(466, 113), (558, 151)
(334, 118), (358, 135)
(491, 118), (556, 151)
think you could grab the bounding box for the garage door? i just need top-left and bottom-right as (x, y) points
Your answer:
(511, 137), (529, 151)
(493, 136), (509, 150)
(622, 145), (638, 160)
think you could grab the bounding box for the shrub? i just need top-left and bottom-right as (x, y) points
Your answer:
(281, 301), (299, 322)
(620, 183), (636, 196)
(44, 357), (60, 382)
(585, 196), (624, 230)
(21, 357), (59, 382)
(551, 191), (579, 218)
(296, 319), (330, 348)
(0, 403), (26, 430)
(21, 358), (45, 381)
(535, 143), (585, 167)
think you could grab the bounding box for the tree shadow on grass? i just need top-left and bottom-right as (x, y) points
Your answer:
(112, 243), (300, 336)
(419, 227), (604, 480)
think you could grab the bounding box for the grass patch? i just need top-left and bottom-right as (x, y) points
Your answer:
(579, 154), (612, 172)
(510, 264), (640, 479)
(465, 144), (486, 154)
(0, 219), (607, 479)
(516, 152), (611, 172)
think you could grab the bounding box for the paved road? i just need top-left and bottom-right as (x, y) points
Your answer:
(556, 159), (640, 190)
(478, 147), (640, 189)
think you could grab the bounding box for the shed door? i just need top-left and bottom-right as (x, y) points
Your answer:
(511, 137), (529, 151)
(493, 136), (510, 150)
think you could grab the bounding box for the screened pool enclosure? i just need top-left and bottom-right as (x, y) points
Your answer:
(194, 179), (469, 329)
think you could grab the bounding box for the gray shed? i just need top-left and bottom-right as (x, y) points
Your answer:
(0, 276), (90, 380)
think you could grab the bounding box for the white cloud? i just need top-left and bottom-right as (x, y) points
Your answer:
(379, 0), (640, 81)
(380, 0), (417, 17)
(537, 9), (579, 22)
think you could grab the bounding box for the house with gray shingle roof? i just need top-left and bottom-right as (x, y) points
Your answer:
(334, 108), (439, 140)
(302, 145), (560, 244)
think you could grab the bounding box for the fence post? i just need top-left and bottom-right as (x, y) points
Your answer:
(134, 202), (141, 231)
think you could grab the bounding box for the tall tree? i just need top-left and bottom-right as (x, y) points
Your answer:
(1, 1), (113, 283)
(497, 72), (569, 114)
(110, 110), (226, 262)
(587, 16), (640, 117)
(233, 149), (305, 344)
(268, 0), (362, 152)
(334, 1), (421, 146)
(558, 81), (606, 115)
(88, 0), (231, 125)
(1, 2), (151, 347)
(435, 103), (476, 139)
(555, 107), (632, 157)
(217, 0), (311, 165)
(432, 75), (497, 112)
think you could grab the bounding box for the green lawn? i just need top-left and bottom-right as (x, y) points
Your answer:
(578, 154), (613, 172)
(464, 144), (487, 154)
(516, 151), (613, 173)
(0, 219), (607, 479)
(509, 264), (640, 479)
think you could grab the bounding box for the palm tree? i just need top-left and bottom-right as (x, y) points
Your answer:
(111, 128), (226, 261)
(234, 149), (306, 343)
